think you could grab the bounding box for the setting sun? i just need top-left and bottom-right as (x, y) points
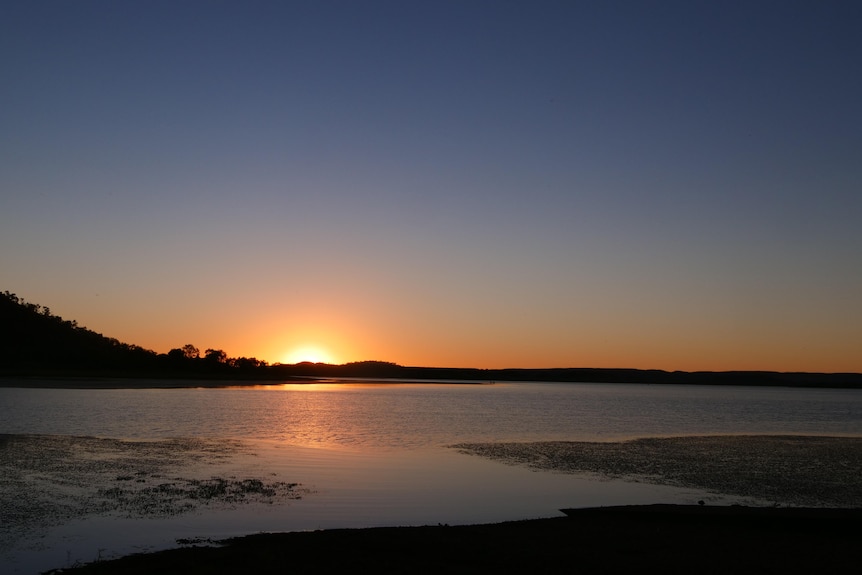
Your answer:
(281, 346), (338, 365)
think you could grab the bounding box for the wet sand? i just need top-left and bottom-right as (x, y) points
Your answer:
(453, 435), (862, 508)
(0, 434), (308, 557)
(31, 434), (862, 574)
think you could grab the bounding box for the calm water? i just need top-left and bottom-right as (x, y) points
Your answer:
(2, 381), (860, 445)
(2, 381), (861, 573)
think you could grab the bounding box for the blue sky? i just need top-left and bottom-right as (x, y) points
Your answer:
(2, 1), (860, 371)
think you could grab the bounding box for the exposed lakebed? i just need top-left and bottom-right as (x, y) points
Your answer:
(453, 435), (862, 508)
(0, 434), (308, 555)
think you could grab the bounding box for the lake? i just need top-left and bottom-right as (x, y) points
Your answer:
(2, 380), (861, 573)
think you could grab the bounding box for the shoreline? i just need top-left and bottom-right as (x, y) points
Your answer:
(4, 433), (859, 573)
(453, 435), (862, 508)
(50, 505), (862, 574)
(3, 374), (862, 390)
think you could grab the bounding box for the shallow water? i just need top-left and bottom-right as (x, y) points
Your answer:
(1, 381), (860, 574)
(1, 438), (733, 574)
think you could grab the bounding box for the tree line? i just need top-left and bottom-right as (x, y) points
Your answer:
(0, 291), (269, 377)
(0, 291), (403, 380)
(3, 291), (860, 387)
(165, 343), (268, 371)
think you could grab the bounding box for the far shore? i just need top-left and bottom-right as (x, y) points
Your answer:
(0, 375), (314, 389)
(2, 369), (862, 389)
(0, 375), (497, 389)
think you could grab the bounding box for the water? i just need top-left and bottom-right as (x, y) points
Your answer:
(1, 381), (861, 573)
(2, 382), (859, 445)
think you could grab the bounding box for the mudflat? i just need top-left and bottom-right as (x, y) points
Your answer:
(41, 434), (862, 574)
(453, 435), (862, 508)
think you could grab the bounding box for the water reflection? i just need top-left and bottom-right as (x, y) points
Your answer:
(1, 436), (741, 574)
(1, 382), (860, 573)
(1, 383), (860, 448)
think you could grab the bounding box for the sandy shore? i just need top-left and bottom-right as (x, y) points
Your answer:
(25, 434), (861, 574)
(453, 435), (862, 508)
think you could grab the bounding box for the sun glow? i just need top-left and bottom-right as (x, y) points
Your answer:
(282, 345), (338, 365)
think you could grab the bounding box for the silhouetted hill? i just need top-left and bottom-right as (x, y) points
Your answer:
(0, 291), (160, 374)
(0, 292), (266, 378)
(2, 291), (860, 387)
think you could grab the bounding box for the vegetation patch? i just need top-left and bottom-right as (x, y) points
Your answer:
(95, 476), (302, 517)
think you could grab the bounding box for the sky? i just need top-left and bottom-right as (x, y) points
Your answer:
(2, 1), (861, 372)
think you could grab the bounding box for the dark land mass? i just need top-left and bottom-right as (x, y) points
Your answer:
(3, 291), (861, 388)
(50, 506), (862, 575)
(280, 362), (862, 388)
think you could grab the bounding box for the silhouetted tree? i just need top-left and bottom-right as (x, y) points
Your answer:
(230, 356), (268, 370)
(181, 344), (200, 360)
(166, 348), (186, 362)
(204, 348), (227, 364)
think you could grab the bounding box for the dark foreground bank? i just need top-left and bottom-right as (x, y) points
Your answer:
(50, 505), (862, 575)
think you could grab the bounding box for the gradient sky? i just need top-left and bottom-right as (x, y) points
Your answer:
(2, 1), (861, 371)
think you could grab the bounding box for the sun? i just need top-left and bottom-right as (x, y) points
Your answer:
(282, 345), (337, 365)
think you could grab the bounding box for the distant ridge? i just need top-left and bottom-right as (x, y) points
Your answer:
(267, 362), (862, 389)
(2, 291), (860, 388)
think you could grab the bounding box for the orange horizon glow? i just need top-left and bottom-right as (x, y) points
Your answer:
(122, 321), (862, 374)
(31, 297), (862, 374)
(239, 337), (860, 373)
(280, 345), (339, 365)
